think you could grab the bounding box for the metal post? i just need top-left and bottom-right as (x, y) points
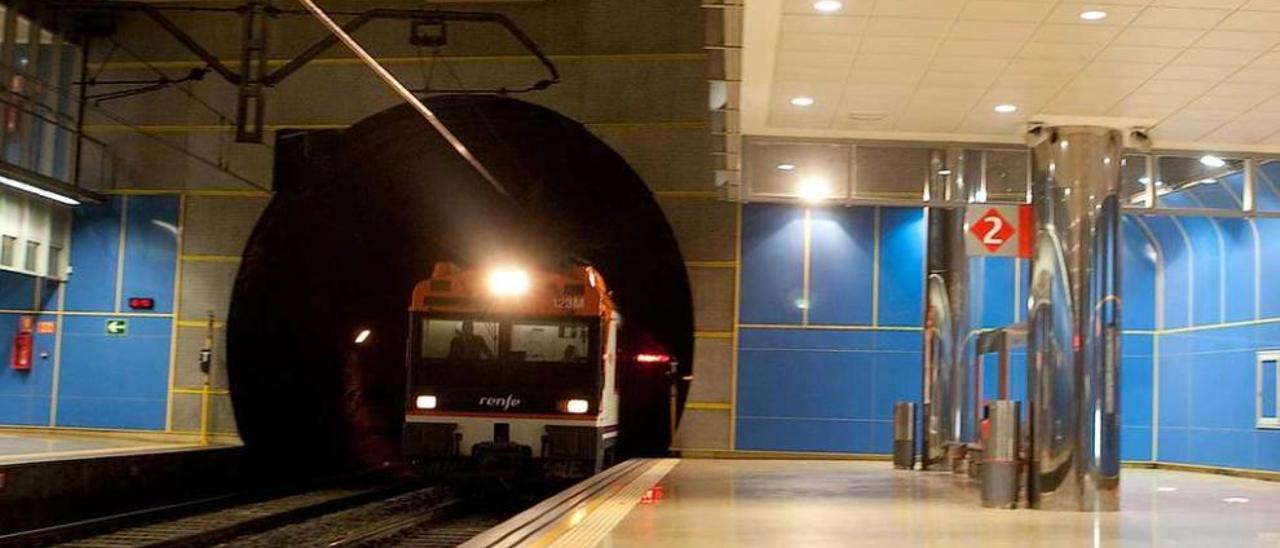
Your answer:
(982, 400), (1020, 508)
(893, 402), (916, 469)
(1026, 125), (1122, 511)
(922, 149), (969, 471)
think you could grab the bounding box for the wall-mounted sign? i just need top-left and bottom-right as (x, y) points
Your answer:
(965, 205), (1033, 258)
(105, 319), (129, 336)
(128, 297), (155, 310)
(36, 321), (55, 334)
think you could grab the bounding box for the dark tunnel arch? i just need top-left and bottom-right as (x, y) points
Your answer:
(227, 95), (694, 471)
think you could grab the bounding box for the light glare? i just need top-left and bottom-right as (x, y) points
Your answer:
(797, 177), (828, 204)
(813, 0), (843, 12)
(1200, 155), (1226, 168)
(354, 329), (371, 344)
(776, 163), (797, 172)
(790, 96), (816, 108)
(0, 174), (80, 205)
(1079, 10), (1107, 21)
(415, 395), (437, 409)
(566, 399), (589, 414)
(488, 267), (531, 296)
(994, 104), (1017, 114)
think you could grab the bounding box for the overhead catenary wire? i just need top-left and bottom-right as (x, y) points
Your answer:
(295, 0), (514, 202)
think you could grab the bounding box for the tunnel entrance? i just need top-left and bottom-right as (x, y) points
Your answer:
(226, 95), (693, 472)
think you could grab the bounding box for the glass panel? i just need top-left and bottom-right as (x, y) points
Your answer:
(420, 319), (498, 361)
(52, 41), (79, 183)
(980, 150), (1029, 203)
(46, 244), (59, 277)
(1156, 156), (1243, 210)
(854, 146), (929, 200)
(1264, 359), (1277, 420)
(33, 30), (56, 176)
(510, 322), (589, 363)
(5, 16), (32, 167)
(747, 141), (851, 201)
(0, 235), (13, 266)
(23, 240), (37, 271)
(1121, 155), (1149, 206)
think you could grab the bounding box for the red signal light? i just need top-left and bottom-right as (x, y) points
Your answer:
(636, 353), (670, 364)
(128, 297), (155, 310)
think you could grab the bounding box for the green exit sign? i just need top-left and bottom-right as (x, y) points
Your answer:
(105, 319), (129, 336)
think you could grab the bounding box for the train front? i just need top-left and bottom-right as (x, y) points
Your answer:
(402, 262), (620, 480)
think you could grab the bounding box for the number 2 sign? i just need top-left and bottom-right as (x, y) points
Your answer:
(964, 205), (1033, 258)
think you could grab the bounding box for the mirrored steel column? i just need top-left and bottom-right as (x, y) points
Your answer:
(1026, 126), (1122, 511)
(922, 149), (969, 470)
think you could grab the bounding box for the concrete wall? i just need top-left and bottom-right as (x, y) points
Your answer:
(51, 1), (729, 444)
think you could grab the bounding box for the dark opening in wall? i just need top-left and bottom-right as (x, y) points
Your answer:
(227, 96), (693, 472)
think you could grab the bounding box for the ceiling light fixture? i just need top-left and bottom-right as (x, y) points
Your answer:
(1079, 10), (1108, 21)
(1200, 154), (1226, 168)
(1223, 497), (1250, 504)
(994, 104), (1018, 114)
(797, 177), (828, 204)
(813, 0), (843, 13)
(776, 163), (797, 172)
(0, 174), (80, 205)
(790, 96), (816, 108)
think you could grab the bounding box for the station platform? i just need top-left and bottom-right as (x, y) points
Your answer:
(469, 458), (1280, 547)
(0, 429), (246, 534)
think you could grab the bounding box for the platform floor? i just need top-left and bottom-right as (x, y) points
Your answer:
(521, 459), (1280, 547)
(0, 429), (214, 465)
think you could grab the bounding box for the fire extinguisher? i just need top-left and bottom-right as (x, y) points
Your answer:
(11, 317), (33, 371)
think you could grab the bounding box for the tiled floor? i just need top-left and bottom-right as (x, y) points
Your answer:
(0, 430), (207, 465)
(596, 459), (1280, 547)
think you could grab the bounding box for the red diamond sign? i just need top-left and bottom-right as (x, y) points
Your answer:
(969, 208), (1016, 254)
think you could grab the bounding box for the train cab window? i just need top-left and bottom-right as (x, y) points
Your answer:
(421, 319), (498, 361)
(510, 322), (589, 363)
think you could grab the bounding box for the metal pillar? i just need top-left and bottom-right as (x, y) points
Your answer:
(922, 149), (971, 471)
(1026, 125), (1122, 511)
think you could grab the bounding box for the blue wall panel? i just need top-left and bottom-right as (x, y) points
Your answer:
(1142, 216), (1190, 329)
(0, 313), (53, 425)
(807, 207), (874, 325)
(1179, 217), (1222, 325)
(1259, 219), (1280, 319)
(1217, 218), (1256, 323)
(0, 270), (34, 310)
(736, 327), (920, 454)
(120, 196), (180, 313)
(877, 207), (924, 327)
(740, 203), (804, 325)
(65, 199), (122, 312)
(971, 256), (1016, 329)
(55, 316), (171, 430)
(1121, 217), (1157, 330)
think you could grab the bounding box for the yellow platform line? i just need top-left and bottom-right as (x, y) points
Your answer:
(694, 331), (733, 339)
(83, 120), (708, 134)
(540, 458), (679, 548)
(685, 401), (732, 411)
(685, 260), (737, 269)
(172, 387), (230, 396)
(101, 52), (708, 71)
(181, 254), (242, 263)
(177, 320), (225, 329)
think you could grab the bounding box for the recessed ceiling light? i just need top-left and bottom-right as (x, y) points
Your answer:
(790, 96), (816, 108)
(994, 104), (1017, 114)
(776, 163), (797, 172)
(1197, 178), (1218, 185)
(813, 0), (843, 13)
(797, 177), (828, 204)
(1200, 154), (1226, 167)
(1156, 486), (1177, 493)
(1224, 497), (1250, 504)
(1079, 10), (1108, 21)
(937, 169), (952, 176)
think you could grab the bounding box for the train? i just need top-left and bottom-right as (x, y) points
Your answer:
(401, 262), (653, 480)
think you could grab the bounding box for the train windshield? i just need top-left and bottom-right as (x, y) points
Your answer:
(510, 322), (590, 363)
(421, 319), (499, 361)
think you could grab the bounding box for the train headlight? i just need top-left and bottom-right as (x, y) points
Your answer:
(565, 399), (589, 414)
(415, 395), (438, 410)
(488, 267), (531, 296)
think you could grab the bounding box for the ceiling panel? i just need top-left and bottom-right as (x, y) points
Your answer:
(748, 0), (1280, 150)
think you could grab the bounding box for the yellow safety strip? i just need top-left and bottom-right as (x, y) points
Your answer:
(172, 387), (230, 396)
(685, 260), (738, 268)
(693, 331), (733, 339)
(180, 254), (242, 263)
(100, 52), (708, 72)
(539, 458), (680, 548)
(652, 189), (720, 199)
(177, 320), (225, 329)
(685, 401), (732, 411)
